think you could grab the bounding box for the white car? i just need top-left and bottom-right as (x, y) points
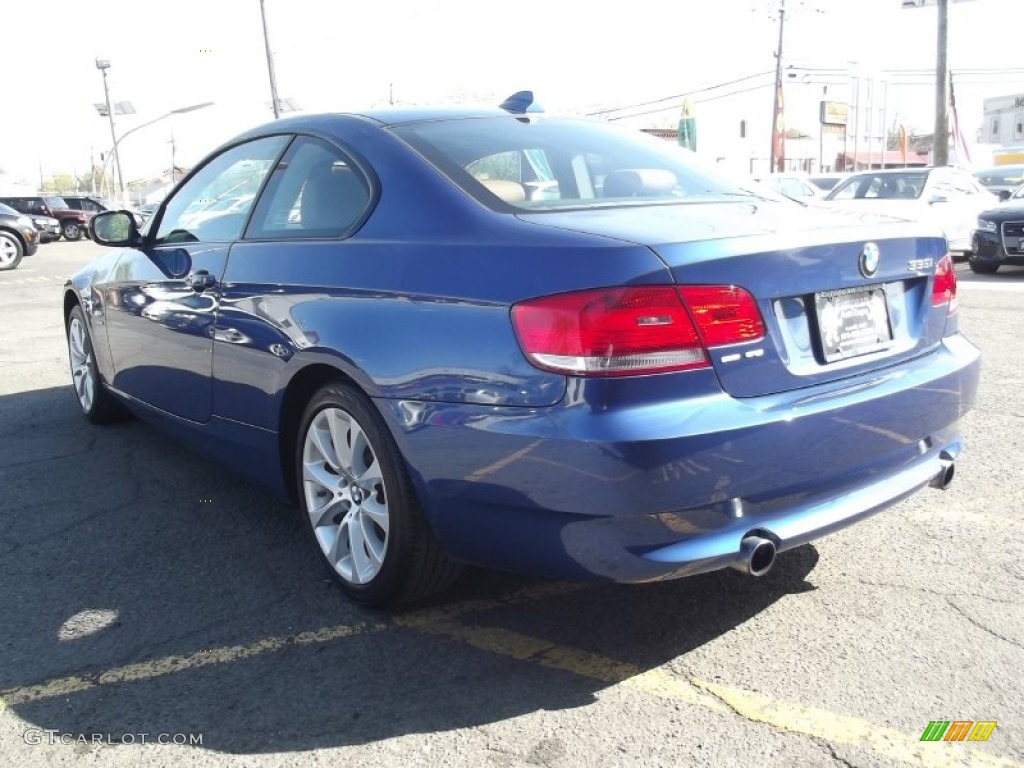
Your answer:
(823, 167), (998, 254)
(755, 173), (823, 201)
(178, 194), (255, 231)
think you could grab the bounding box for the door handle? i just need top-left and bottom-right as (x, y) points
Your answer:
(186, 270), (217, 291)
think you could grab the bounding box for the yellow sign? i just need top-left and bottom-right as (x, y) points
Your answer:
(820, 101), (849, 127)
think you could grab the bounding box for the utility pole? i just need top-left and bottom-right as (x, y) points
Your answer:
(769, 0), (786, 172)
(933, 0), (949, 165)
(259, 0), (281, 119)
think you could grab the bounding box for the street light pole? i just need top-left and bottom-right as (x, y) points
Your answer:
(933, 0), (949, 165)
(96, 59), (126, 202)
(259, 0), (282, 119)
(769, 0), (786, 172)
(97, 103), (215, 195)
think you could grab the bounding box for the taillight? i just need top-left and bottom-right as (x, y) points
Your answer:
(931, 253), (957, 315)
(678, 286), (765, 347)
(511, 285), (764, 377)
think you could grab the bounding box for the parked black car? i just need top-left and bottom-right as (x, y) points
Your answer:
(0, 202), (40, 270)
(25, 214), (61, 242)
(971, 184), (1024, 274)
(972, 165), (1024, 201)
(0, 196), (93, 241)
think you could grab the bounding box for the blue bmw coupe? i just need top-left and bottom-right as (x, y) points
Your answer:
(67, 98), (981, 606)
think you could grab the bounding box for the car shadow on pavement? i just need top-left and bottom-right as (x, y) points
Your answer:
(0, 385), (819, 755)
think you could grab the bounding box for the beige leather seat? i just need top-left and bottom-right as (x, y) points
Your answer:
(479, 178), (526, 203)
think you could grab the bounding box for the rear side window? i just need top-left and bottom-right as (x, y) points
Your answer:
(392, 116), (755, 210)
(246, 136), (372, 239)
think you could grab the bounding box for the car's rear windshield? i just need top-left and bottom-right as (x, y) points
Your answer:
(391, 116), (767, 210)
(974, 167), (1024, 187)
(827, 173), (927, 201)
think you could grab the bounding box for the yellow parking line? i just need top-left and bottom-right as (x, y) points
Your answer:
(2, 582), (1019, 768)
(0, 622), (384, 708)
(690, 679), (1020, 768)
(399, 611), (1022, 768)
(0, 582), (584, 709)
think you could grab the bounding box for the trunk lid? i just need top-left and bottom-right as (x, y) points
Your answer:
(517, 200), (952, 398)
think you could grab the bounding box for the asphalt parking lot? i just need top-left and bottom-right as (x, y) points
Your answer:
(1, 240), (1022, 768)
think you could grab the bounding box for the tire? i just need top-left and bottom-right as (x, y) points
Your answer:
(0, 231), (23, 271)
(62, 221), (82, 241)
(968, 259), (999, 274)
(296, 381), (461, 606)
(66, 306), (129, 424)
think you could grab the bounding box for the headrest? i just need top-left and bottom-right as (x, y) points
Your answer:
(603, 169), (678, 198)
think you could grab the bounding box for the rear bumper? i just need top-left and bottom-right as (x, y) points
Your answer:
(380, 333), (981, 582)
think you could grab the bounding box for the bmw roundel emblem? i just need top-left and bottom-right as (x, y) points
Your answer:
(859, 242), (880, 278)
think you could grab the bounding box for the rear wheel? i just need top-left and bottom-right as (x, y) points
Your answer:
(296, 381), (460, 606)
(0, 231), (23, 270)
(62, 221), (82, 241)
(968, 259), (999, 274)
(67, 306), (128, 424)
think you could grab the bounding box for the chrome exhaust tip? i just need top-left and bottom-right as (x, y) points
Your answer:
(929, 459), (955, 491)
(730, 535), (777, 577)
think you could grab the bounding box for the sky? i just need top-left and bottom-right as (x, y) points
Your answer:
(1, 0), (1022, 190)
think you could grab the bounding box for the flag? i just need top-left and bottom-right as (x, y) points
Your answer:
(677, 99), (697, 151)
(772, 82), (785, 172)
(897, 124), (908, 166)
(949, 73), (971, 166)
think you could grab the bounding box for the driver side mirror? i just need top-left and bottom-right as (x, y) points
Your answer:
(90, 210), (143, 246)
(998, 190), (1011, 202)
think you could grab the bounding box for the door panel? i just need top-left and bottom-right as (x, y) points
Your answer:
(104, 245), (228, 422)
(103, 135), (291, 422)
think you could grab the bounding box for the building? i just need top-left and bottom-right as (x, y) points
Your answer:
(981, 93), (1024, 147)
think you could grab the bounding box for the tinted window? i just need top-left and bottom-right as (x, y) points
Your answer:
(392, 116), (758, 210)
(246, 136), (371, 239)
(155, 136), (289, 244)
(827, 173), (925, 200)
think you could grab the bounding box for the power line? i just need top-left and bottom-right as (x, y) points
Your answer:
(586, 71), (774, 116)
(606, 82), (775, 121)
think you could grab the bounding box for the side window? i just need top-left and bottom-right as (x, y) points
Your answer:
(246, 136), (371, 239)
(156, 136), (289, 244)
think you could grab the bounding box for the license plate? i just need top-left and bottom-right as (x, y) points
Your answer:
(814, 286), (893, 363)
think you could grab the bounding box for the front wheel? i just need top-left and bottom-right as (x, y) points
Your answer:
(67, 306), (128, 424)
(968, 259), (999, 274)
(62, 221), (82, 241)
(296, 381), (460, 606)
(0, 231), (23, 270)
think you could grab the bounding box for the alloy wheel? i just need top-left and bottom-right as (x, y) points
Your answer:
(68, 316), (95, 413)
(301, 406), (390, 585)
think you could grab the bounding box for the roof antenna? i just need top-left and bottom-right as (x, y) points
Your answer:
(499, 91), (543, 115)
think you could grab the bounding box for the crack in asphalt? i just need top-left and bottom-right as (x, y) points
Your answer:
(825, 742), (862, 768)
(852, 578), (1022, 606)
(0, 482), (143, 557)
(0, 431), (100, 471)
(944, 597), (1024, 651)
